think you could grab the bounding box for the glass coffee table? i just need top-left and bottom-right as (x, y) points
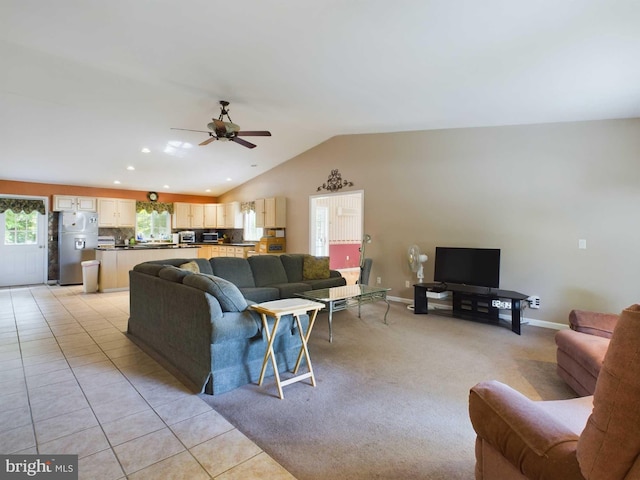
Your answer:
(296, 284), (390, 342)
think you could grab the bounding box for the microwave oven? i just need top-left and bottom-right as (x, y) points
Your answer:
(179, 231), (195, 243)
(202, 232), (219, 243)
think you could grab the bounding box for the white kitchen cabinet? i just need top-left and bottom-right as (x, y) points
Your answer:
(198, 245), (214, 259)
(224, 202), (243, 228)
(173, 202), (205, 229)
(256, 197), (286, 228)
(215, 204), (226, 228)
(214, 203), (241, 228)
(204, 204), (218, 228)
(97, 198), (136, 227)
(53, 195), (97, 212)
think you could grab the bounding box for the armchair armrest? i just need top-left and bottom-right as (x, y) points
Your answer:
(469, 380), (583, 479)
(569, 310), (618, 338)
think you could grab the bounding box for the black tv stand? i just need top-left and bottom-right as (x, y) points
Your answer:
(413, 283), (529, 335)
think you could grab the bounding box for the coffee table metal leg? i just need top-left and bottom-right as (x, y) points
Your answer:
(328, 301), (334, 343)
(383, 295), (390, 324)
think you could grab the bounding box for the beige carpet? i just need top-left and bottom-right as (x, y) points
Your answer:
(202, 302), (577, 480)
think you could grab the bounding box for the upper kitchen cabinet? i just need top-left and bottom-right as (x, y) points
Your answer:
(214, 202), (242, 228)
(97, 198), (136, 227)
(53, 195), (97, 212)
(173, 202), (205, 229)
(256, 197), (286, 228)
(204, 204), (218, 228)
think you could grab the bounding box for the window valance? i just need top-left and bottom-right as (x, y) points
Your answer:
(136, 201), (174, 215)
(0, 198), (45, 215)
(241, 201), (255, 213)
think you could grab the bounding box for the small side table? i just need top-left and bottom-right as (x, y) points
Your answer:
(250, 298), (325, 399)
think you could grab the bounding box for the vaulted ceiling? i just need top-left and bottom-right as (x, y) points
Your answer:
(2, 1), (639, 196)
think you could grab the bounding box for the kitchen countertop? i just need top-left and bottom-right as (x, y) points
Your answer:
(95, 244), (200, 251)
(193, 243), (256, 247)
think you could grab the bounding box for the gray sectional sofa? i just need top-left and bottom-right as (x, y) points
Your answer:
(210, 254), (346, 302)
(127, 254), (346, 395)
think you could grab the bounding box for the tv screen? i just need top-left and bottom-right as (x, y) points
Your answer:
(433, 247), (500, 288)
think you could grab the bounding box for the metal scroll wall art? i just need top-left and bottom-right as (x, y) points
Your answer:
(316, 169), (354, 192)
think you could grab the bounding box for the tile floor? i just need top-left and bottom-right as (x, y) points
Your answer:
(0, 284), (296, 480)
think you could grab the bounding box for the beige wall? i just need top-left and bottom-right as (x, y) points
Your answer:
(223, 118), (640, 324)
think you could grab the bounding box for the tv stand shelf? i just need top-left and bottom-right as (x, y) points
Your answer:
(413, 283), (528, 335)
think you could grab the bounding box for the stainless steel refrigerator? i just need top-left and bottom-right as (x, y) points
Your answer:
(58, 211), (99, 285)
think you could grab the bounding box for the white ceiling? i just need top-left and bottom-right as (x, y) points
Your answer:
(2, 1), (639, 196)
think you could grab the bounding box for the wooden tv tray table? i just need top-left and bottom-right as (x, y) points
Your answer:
(250, 298), (325, 399)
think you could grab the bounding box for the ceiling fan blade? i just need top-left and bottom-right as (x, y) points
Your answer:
(170, 128), (210, 133)
(231, 137), (257, 149)
(236, 131), (272, 137)
(199, 136), (217, 146)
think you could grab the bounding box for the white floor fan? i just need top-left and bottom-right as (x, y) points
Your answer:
(407, 244), (428, 310)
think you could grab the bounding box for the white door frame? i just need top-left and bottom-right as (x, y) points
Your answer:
(0, 194), (49, 286)
(309, 190), (364, 256)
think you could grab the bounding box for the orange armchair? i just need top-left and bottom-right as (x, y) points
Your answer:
(469, 304), (640, 480)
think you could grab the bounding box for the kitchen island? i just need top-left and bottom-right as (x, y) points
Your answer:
(95, 244), (200, 292)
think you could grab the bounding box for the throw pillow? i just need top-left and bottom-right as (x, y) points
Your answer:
(179, 261), (200, 273)
(303, 255), (330, 280)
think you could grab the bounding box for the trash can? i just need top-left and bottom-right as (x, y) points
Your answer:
(81, 260), (100, 293)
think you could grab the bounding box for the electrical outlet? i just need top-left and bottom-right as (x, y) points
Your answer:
(405, 280), (411, 288)
(376, 277), (381, 285)
(528, 296), (540, 309)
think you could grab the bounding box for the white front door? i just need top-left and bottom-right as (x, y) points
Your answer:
(0, 197), (48, 287)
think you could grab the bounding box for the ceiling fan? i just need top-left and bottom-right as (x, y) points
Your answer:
(171, 100), (271, 149)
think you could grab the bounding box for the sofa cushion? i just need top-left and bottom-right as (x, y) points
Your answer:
(303, 255), (330, 280)
(210, 257), (256, 288)
(183, 273), (248, 312)
(577, 304), (640, 479)
(240, 287), (280, 303)
(303, 277), (346, 290)
(555, 329), (609, 380)
(280, 254), (304, 282)
(210, 311), (261, 343)
(179, 261), (200, 273)
(271, 282), (313, 299)
(248, 255), (289, 286)
(158, 265), (193, 283)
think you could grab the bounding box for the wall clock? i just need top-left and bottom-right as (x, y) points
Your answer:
(147, 191), (158, 202)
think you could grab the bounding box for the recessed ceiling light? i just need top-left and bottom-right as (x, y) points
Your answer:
(163, 185), (170, 189)
(127, 166), (135, 171)
(205, 189), (211, 193)
(251, 164), (258, 167)
(141, 148), (150, 153)
(114, 180), (121, 184)
(226, 178), (232, 182)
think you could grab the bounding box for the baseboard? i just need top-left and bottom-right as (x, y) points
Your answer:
(389, 296), (567, 330)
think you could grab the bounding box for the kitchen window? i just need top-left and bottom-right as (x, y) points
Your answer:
(136, 210), (171, 240)
(243, 210), (263, 241)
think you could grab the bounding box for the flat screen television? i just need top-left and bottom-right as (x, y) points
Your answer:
(433, 247), (500, 288)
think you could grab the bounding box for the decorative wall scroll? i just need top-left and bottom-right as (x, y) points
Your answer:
(316, 169), (354, 192)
